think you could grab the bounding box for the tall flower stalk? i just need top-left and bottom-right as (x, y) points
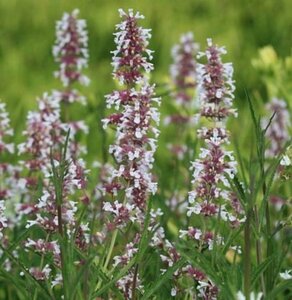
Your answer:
(53, 8), (89, 159)
(16, 10), (90, 296)
(164, 32), (199, 214)
(101, 8), (160, 298)
(187, 38), (242, 229)
(174, 39), (245, 298)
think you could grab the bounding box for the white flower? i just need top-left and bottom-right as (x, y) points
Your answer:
(0, 201), (8, 238)
(280, 154), (291, 166)
(236, 291), (263, 300)
(171, 287), (177, 296)
(279, 269), (292, 280)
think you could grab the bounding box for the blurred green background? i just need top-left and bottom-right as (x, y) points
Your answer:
(0, 0), (291, 162)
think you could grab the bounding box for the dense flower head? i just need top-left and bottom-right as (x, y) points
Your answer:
(18, 93), (65, 172)
(53, 9), (90, 87)
(100, 9), (162, 298)
(176, 40), (243, 297)
(0, 102), (14, 154)
(111, 8), (153, 85)
(197, 38), (236, 121)
(164, 33), (199, 163)
(18, 92), (88, 175)
(170, 32), (199, 106)
(52, 88), (87, 106)
(185, 39), (242, 228)
(262, 97), (291, 157)
(105, 84), (160, 207)
(25, 238), (61, 265)
(103, 9), (160, 228)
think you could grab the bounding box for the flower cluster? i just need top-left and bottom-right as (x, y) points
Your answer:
(17, 92), (88, 208)
(103, 8), (160, 227)
(111, 9), (153, 84)
(164, 33), (199, 162)
(262, 97), (290, 158)
(53, 9), (90, 89)
(102, 8), (161, 297)
(16, 10), (90, 286)
(0, 102), (14, 154)
(23, 158), (89, 284)
(187, 39), (244, 229)
(158, 232), (219, 299)
(169, 39), (245, 298)
(52, 9), (90, 162)
(29, 264), (52, 281)
(113, 236), (143, 298)
(170, 32), (199, 106)
(18, 93), (65, 173)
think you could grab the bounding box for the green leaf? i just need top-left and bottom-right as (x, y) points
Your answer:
(141, 258), (186, 300)
(0, 245), (52, 299)
(0, 227), (33, 265)
(0, 268), (29, 298)
(266, 279), (292, 299)
(251, 256), (273, 288)
(93, 256), (136, 298)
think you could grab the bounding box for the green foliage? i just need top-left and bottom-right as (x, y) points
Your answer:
(0, 1), (292, 299)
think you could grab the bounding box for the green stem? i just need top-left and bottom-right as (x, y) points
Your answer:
(244, 208), (251, 300)
(254, 206), (266, 296)
(131, 263), (139, 300)
(103, 228), (118, 272)
(95, 228), (118, 291)
(265, 201), (273, 292)
(33, 234), (51, 300)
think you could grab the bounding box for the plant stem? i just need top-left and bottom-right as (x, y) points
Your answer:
(103, 228), (118, 272)
(265, 201), (273, 292)
(244, 208), (251, 300)
(33, 234), (51, 300)
(131, 263), (139, 300)
(254, 205), (266, 296)
(95, 228), (118, 291)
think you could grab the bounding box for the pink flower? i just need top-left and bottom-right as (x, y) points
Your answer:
(29, 264), (51, 281)
(0, 102), (14, 154)
(170, 32), (199, 106)
(112, 9), (153, 85)
(53, 9), (90, 88)
(187, 39), (243, 228)
(262, 98), (291, 157)
(104, 9), (160, 226)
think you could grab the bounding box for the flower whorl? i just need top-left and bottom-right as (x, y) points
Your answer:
(170, 32), (199, 106)
(53, 9), (89, 88)
(197, 39), (236, 121)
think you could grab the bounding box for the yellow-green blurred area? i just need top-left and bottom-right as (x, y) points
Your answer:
(0, 0), (291, 152)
